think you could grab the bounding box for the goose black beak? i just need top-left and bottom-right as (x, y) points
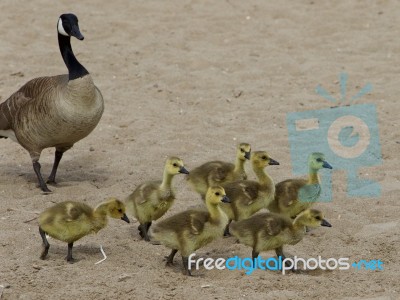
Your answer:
(244, 151), (251, 160)
(221, 195), (231, 203)
(71, 25), (84, 40)
(121, 214), (130, 223)
(268, 158), (280, 166)
(321, 219), (332, 227)
(322, 161), (333, 169)
(179, 166), (190, 174)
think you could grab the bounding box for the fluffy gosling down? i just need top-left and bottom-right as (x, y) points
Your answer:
(38, 198), (129, 262)
(230, 209), (331, 266)
(186, 143), (251, 199)
(268, 152), (332, 219)
(125, 157), (189, 241)
(150, 186), (230, 276)
(0, 14), (104, 193)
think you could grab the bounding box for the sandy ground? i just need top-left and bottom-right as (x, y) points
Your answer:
(0, 0), (399, 299)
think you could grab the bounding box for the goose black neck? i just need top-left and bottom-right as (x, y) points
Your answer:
(58, 34), (89, 80)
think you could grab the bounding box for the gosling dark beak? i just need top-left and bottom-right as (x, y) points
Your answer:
(71, 25), (84, 40)
(268, 158), (280, 166)
(321, 219), (332, 227)
(244, 151), (251, 160)
(121, 214), (130, 223)
(322, 161), (333, 169)
(221, 195), (231, 203)
(179, 166), (190, 174)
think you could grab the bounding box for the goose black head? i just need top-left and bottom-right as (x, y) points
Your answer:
(57, 13), (84, 40)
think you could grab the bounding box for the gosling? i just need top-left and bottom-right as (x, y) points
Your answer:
(221, 151), (279, 235)
(125, 157), (189, 241)
(230, 209), (331, 265)
(150, 186), (230, 276)
(38, 197), (130, 262)
(186, 143), (251, 199)
(268, 152), (332, 219)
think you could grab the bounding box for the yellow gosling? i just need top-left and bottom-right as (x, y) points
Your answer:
(38, 197), (129, 262)
(125, 157), (189, 241)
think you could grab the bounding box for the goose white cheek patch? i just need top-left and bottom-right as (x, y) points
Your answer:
(57, 19), (69, 36)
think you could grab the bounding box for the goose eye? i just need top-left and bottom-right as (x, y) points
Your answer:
(215, 192), (220, 196)
(172, 163), (178, 167)
(240, 149), (245, 152)
(316, 158), (323, 162)
(315, 216), (321, 220)
(118, 208), (123, 213)
(262, 156), (267, 160)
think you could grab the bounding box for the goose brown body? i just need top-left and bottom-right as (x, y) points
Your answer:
(0, 14), (104, 193)
(186, 143), (251, 199)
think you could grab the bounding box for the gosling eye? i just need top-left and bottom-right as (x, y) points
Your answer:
(172, 163), (178, 167)
(316, 158), (323, 162)
(315, 216), (321, 220)
(261, 156), (267, 160)
(215, 192), (220, 196)
(118, 208), (123, 213)
(240, 148), (245, 153)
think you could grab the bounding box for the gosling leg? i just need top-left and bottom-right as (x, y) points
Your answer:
(181, 256), (192, 276)
(275, 246), (294, 270)
(143, 222), (152, 242)
(252, 249), (259, 261)
(33, 160), (51, 193)
(223, 220), (232, 237)
(66, 242), (74, 263)
(165, 249), (178, 266)
(39, 227), (50, 259)
(47, 150), (64, 184)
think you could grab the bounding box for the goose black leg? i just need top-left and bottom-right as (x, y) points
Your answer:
(39, 227), (50, 259)
(165, 249), (178, 266)
(66, 242), (74, 263)
(182, 256), (192, 276)
(33, 161), (51, 193)
(47, 150), (64, 184)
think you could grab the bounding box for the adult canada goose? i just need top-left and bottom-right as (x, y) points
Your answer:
(186, 143), (251, 199)
(230, 209), (331, 263)
(125, 157), (189, 241)
(268, 153), (332, 219)
(38, 197), (130, 262)
(0, 13), (104, 193)
(150, 186), (230, 276)
(221, 151), (279, 235)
